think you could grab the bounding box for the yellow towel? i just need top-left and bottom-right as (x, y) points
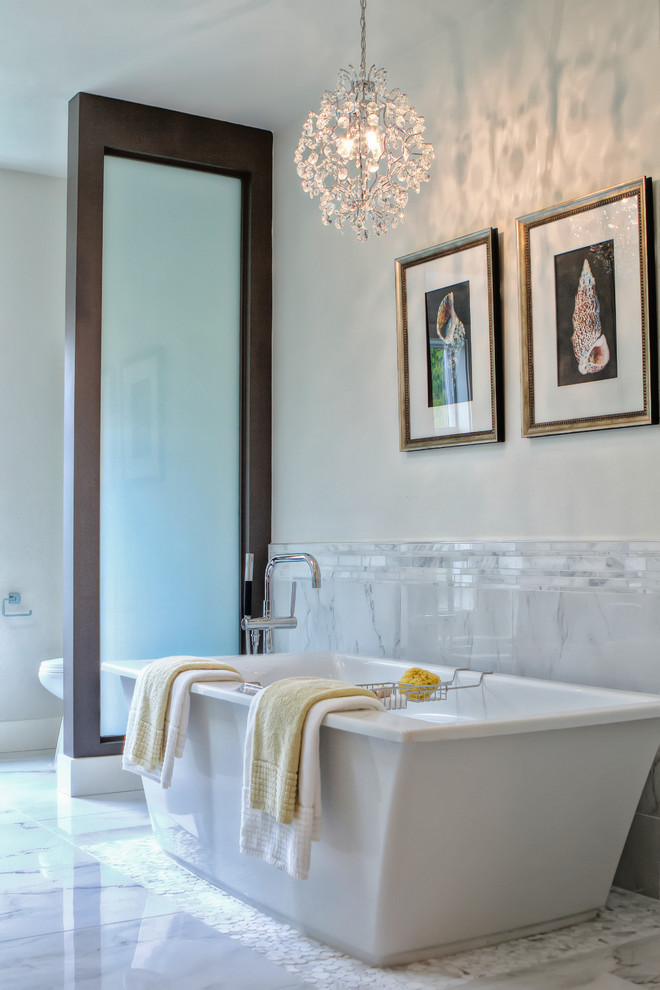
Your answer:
(124, 656), (241, 772)
(249, 677), (378, 825)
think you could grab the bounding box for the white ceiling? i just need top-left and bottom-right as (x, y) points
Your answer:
(2, 0), (496, 177)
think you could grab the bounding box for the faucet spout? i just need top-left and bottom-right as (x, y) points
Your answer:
(264, 552), (321, 617)
(267, 553), (321, 589)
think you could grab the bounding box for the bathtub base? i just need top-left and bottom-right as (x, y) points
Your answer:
(164, 844), (599, 965)
(142, 700), (660, 966)
(354, 909), (599, 967)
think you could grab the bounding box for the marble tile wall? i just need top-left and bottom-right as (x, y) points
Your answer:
(269, 540), (660, 898)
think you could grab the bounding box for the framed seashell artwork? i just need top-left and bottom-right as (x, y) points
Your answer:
(394, 228), (503, 449)
(517, 177), (657, 437)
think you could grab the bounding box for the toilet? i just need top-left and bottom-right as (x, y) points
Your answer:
(38, 657), (64, 699)
(38, 657), (64, 754)
(37, 658), (130, 750)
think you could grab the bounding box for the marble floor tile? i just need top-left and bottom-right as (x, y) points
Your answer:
(0, 911), (307, 990)
(0, 836), (101, 876)
(0, 752), (309, 988)
(7, 787), (147, 823)
(0, 807), (31, 826)
(37, 807), (152, 845)
(5, 750), (660, 989)
(612, 933), (660, 986)
(0, 750), (57, 772)
(457, 931), (660, 989)
(87, 833), (660, 990)
(0, 819), (72, 857)
(0, 857), (180, 942)
(0, 759), (62, 810)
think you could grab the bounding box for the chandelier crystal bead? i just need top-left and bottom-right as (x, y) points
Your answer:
(294, 0), (434, 241)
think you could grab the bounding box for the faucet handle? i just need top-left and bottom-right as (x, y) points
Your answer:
(289, 581), (297, 617)
(243, 552), (254, 618)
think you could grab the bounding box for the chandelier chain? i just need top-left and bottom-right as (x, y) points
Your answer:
(360, 0), (367, 78)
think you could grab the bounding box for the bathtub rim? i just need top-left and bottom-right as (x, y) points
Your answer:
(102, 653), (660, 743)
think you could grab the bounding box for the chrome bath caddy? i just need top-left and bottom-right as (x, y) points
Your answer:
(358, 668), (491, 710)
(237, 668), (491, 711)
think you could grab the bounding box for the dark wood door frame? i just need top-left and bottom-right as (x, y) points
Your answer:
(64, 93), (272, 758)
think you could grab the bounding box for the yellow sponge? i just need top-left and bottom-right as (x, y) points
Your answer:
(399, 667), (441, 701)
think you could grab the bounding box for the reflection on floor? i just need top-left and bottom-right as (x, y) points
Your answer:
(3, 751), (660, 988)
(0, 751), (304, 989)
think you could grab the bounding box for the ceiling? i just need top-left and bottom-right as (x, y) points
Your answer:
(2, 0), (496, 177)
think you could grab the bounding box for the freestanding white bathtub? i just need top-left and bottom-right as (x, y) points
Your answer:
(104, 653), (660, 966)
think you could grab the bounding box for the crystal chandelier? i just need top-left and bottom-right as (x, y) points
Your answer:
(294, 0), (434, 241)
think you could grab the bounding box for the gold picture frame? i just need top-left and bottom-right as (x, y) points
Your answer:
(517, 176), (656, 438)
(395, 228), (502, 450)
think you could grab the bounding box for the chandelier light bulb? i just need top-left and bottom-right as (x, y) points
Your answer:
(294, 0), (434, 240)
(365, 129), (382, 158)
(337, 135), (355, 159)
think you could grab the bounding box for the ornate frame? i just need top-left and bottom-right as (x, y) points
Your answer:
(517, 177), (656, 438)
(395, 228), (502, 450)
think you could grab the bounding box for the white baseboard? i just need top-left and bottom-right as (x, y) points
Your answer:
(0, 717), (61, 754)
(57, 753), (143, 796)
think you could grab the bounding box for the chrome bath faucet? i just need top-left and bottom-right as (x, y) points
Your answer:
(241, 553), (321, 654)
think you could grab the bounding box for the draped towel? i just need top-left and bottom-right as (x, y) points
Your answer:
(123, 656), (243, 787)
(240, 677), (384, 878)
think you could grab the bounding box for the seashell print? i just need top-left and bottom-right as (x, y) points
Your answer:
(436, 292), (466, 351)
(571, 259), (610, 375)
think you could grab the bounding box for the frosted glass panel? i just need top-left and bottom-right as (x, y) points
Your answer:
(100, 156), (242, 736)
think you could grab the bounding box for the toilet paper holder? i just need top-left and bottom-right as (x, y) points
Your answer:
(2, 593), (32, 617)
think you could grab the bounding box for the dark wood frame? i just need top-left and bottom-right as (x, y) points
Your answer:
(64, 93), (272, 758)
(395, 228), (503, 449)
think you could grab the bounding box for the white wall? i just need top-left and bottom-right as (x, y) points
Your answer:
(272, 0), (660, 543)
(0, 168), (65, 734)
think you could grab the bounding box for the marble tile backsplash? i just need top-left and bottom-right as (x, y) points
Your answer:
(269, 540), (660, 898)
